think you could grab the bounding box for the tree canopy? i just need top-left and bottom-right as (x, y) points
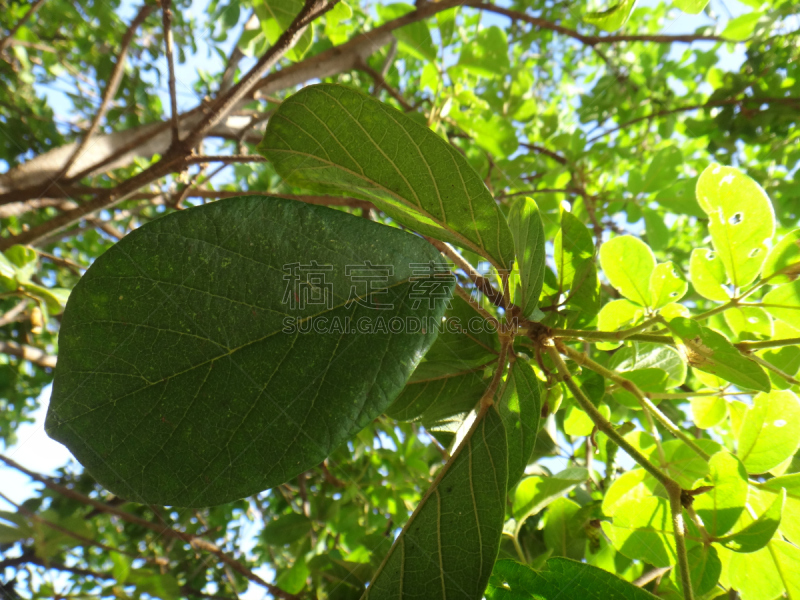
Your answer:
(1, 0), (800, 599)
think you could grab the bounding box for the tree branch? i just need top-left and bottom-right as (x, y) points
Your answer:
(0, 454), (301, 600)
(58, 4), (157, 179)
(0, 340), (57, 368)
(0, 0), (48, 54)
(160, 0), (180, 145)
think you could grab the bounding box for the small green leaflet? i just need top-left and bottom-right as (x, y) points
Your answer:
(762, 280), (800, 328)
(262, 513), (313, 546)
(599, 235), (655, 307)
(667, 317), (770, 392)
(255, 0), (313, 62)
(721, 12), (763, 42)
(695, 164), (775, 289)
(650, 261), (688, 309)
(690, 248), (730, 301)
(486, 558), (659, 599)
(760, 473), (800, 544)
(718, 489), (784, 553)
(584, 0), (637, 32)
(498, 360), (541, 490)
(259, 84), (516, 271)
(554, 211), (598, 314)
(672, 0), (710, 13)
(693, 451), (748, 537)
(513, 467), (588, 522)
(46, 197), (452, 506)
(507, 197), (546, 319)
(763, 229), (800, 283)
(363, 404), (507, 600)
(737, 390), (800, 473)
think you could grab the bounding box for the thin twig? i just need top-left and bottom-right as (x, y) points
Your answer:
(0, 0), (48, 53)
(58, 4), (157, 178)
(160, 0), (180, 145)
(0, 454), (301, 600)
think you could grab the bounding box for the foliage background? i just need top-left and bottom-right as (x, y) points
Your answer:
(1, 0), (799, 598)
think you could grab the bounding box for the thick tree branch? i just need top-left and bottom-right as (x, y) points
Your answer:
(0, 1), (334, 249)
(0, 340), (57, 368)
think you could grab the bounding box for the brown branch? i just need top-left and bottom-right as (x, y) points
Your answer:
(0, 300), (29, 327)
(588, 96), (800, 143)
(0, 340), (57, 368)
(0, 0), (48, 54)
(462, 1), (724, 46)
(161, 0), (180, 145)
(358, 59), (415, 112)
(0, 1), (334, 250)
(58, 4), (157, 178)
(185, 155), (267, 165)
(0, 454), (301, 600)
(520, 143), (568, 165)
(424, 237), (509, 309)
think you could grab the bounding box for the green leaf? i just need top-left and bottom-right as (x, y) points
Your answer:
(693, 451), (748, 537)
(718, 489), (784, 552)
(760, 473), (800, 544)
(457, 26), (509, 76)
(695, 164), (775, 289)
(583, 0), (637, 32)
(255, 0), (313, 62)
(721, 12), (762, 42)
(644, 209), (669, 253)
(763, 229), (800, 283)
(601, 496), (680, 567)
(543, 497), (586, 560)
(682, 545), (722, 596)
(690, 248), (730, 301)
(363, 405), (507, 600)
(486, 557), (659, 600)
(263, 513), (313, 546)
(513, 467), (588, 522)
(4, 244), (37, 283)
(46, 196), (452, 506)
(724, 306), (772, 341)
(498, 360), (541, 490)
(738, 390), (800, 473)
(375, 3), (437, 62)
(609, 342), (687, 389)
(650, 262), (688, 309)
(762, 280), (800, 328)
(630, 146), (683, 196)
(386, 369), (488, 423)
(673, 0), (710, 13)
(596, 299), (644, 350)
(690, 395), (727, 429)
(507, 197), (545, 319)
(599, 235), (656, 307)
(259, 84), (515, 271)
(667, 317), (770, 392)
(554, 211), (594, 296)
(727, 540), (800, 600)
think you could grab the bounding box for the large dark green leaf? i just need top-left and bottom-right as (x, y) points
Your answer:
(498, 360), (541, 490)
(486, 558), (659, 599)
(363, 404), (507, 599)
(259, 84), (515, 271)
(507, 197), (546, 319)
(46, 196), (452, 506)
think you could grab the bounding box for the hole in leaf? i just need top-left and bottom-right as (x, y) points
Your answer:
(748, 248), (761, 257)
(729, 213), (743, 225)
(670, 292), (679, 297)
(706, 251), (716, 260)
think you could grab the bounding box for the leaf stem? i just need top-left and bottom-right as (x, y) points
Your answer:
(545, 345), (671, 487)
(552, 328), (674, 345)
(668, 491), (696, 600)
(736, 337), (800, 350)
(559, 344), (712, 461)
(745, 353), (800, 386)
